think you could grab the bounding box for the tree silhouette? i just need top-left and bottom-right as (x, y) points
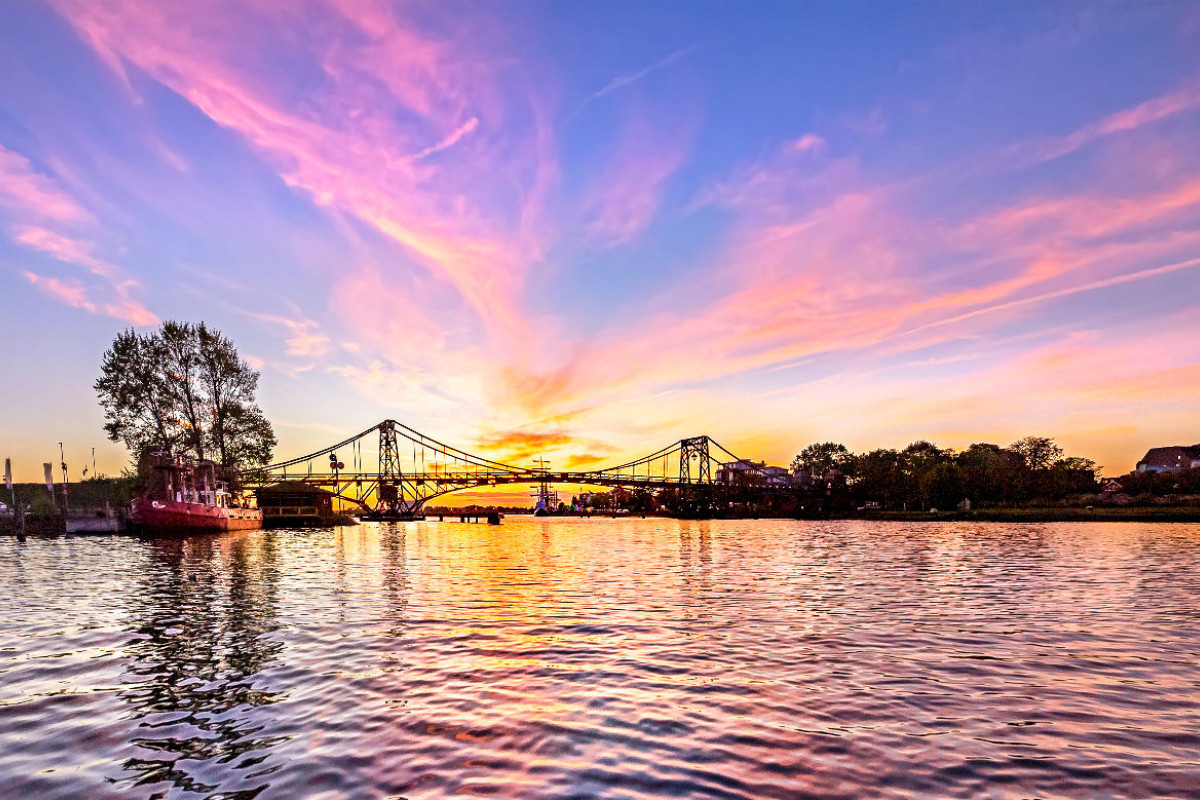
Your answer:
(96, 321), (275, 468)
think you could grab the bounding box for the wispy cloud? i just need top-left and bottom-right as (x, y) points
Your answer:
(789, 134), (827, 156)
(242, 305), (331, 359)
(907, 254), (1200, 335)
(24, 272), (96, 313)
(907, 353), (978, 367)
(53, 0), (552, 340)
(413, 116), (480, 160)
(103, 281), (158, 326)
(489, 85), (1200, 431)
(1020, 80), (1200, 167)
(0, 145), (92, 223)
(14, 226), (117, 278)
(2, 144), (156, 325)
(570, 43), (700, 119)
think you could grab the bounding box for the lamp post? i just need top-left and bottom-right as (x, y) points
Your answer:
(58, 442), (68, 512)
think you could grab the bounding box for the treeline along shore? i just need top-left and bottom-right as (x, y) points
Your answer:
(563, 436), (1200, 521)
(795, 436), (1200, 518)
(6, 436), (1200, 531)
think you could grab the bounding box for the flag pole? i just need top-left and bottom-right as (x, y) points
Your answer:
(4, 458), (14, 521)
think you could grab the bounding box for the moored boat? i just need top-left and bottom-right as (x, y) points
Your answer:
(132, 453), (261, 533)
(132, 497), (261, 532)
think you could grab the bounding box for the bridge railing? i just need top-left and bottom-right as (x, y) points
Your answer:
(253, 421), (779, 509)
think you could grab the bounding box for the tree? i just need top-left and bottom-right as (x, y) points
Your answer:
(1009, 436), (1063, 471)
(957, 443), (1020, 506)
(852, 448), (906, 509)
(922, 461), (964, 509)
(792, 442), (853, 478)
(95, 329), (180, 459)
(95, 321), (275, 469)
(160, 321), (207, 460)
(902, 440), (950, 470)
(197, 323), (274, 466)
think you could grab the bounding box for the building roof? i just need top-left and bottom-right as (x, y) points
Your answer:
(255, 480), (335, 498)
(1137, 445), (1200, 468)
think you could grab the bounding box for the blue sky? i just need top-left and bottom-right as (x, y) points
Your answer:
(1, 0), (1199, 482)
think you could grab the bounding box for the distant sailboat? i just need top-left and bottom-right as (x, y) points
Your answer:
(531, 458), (559, 516)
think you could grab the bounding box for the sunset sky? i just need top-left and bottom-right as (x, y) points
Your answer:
(2, 0), (1199, 485)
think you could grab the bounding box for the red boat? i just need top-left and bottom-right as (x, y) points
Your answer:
(132, 453), (262, 533)
(132, 497), (261, 532)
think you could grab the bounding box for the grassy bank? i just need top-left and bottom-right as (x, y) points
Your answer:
(4, 478), (137, 514)
(858, 507), (1200, 523)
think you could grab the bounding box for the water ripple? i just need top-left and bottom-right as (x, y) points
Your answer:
(2, 520), (1200, 798)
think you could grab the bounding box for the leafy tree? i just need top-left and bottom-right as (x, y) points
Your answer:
(843, 436), (1100, 510)
(95, 329), (180, 459)
(1056, 457), (1097, 473)
(197, 323), (274, 466)
(853, 448), (907, 508)
(160, 321), (207, 460)
(957, 443), (1019, 505)
(1048, 457), (1099, 497)
(922, 461), (964, 509)
(1009, 436), (1064, 471)
(95, 321), (275, 469)
(792, 442), (853, 478)
(902, 440), (951, 470)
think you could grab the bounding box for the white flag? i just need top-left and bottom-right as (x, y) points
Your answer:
(44, 462), (54, 492)
(3, 458), (10, 491)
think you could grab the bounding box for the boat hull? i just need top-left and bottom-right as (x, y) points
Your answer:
(132, 498), (262, 533)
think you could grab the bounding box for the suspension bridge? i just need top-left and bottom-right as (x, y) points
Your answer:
(248, 419), (778, 517)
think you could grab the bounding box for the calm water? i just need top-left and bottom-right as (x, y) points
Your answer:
(2, 519), (1199, 799)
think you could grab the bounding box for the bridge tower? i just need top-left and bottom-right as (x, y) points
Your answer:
(378, 420), (401, 511)
(679, 436), (711, 484)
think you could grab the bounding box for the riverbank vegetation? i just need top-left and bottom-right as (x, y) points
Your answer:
(792, 436), (1101, 511)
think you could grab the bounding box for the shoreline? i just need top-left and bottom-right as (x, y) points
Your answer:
(6, 507), (1200, 535)
(850, 507), (1200, 523)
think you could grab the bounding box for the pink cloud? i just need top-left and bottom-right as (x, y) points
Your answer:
(24, 271), (96, 313)
(1033, 81), (1200, 165)
(103, 281), (159, 326)
(583, 143), (690, 245)
(491, 99), (1200, 425)
(52, 0), (551, 339)
(23, 271), (157, 325)
(581, 109), (696, 245)
(937, 79), (1200, 182)
(0, 145), (92, 223)
(13, 226), (117, 278)
(789, 134), (826, 155)
(414, 116), (480, 160)
(244, 307), (331, 359)
(3, 144), (158, 326)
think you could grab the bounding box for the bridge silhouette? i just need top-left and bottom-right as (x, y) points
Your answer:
(251, 419), (776, 516)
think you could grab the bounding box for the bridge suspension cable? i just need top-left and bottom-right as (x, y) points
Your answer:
(252, 418), (774, 516)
